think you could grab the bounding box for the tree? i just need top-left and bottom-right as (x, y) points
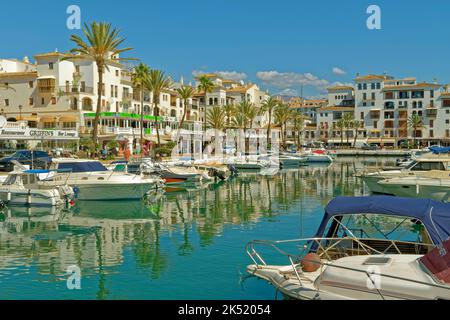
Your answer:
(336, 119), (345, 147)
(145, 69), (172, 147)
(176, 86), (195, 134)
(342, 112), (355, 146)
(197, 75), (215, 132)
(233, 101), (260, 153)
(274, 102), (293, 149)
(408, 113), (423, 148)
(66, 22), (133, 148)
(292, 111), (306, 147)
(352, 119), (363, 148)
(206, 106), (226, 130)
(261, 96), (279, 146)
(223, 104), (236, 128)
(132, 63), (150, 153)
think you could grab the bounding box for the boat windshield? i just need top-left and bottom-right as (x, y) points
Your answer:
(408, 161), (445, 171)
(404, 160), (418, 170)
(57, 161), (108, 173)
(3, 174), (18, 186)
(324, 213), (433, 245)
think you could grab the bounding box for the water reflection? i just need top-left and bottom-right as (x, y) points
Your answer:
(0, 158), (391, 299)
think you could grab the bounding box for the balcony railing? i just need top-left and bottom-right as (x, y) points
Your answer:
(58, 86), (95, 95)
(426, 109), (437, 117)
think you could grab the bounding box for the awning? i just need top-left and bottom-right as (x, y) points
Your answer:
(144, 136), (170, 144)
(37, 75), (56, 80)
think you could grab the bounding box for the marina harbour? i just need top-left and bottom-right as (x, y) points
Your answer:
(0, 158), (373, 300)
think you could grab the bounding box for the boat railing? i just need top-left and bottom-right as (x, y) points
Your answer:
(246, 237), (448, 300)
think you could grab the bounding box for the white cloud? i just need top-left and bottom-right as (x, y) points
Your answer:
(192, 70), (247, 82)
(276, 88), (299, 96)
(332, 67), (346, 75)
(256, 71), (330, 91)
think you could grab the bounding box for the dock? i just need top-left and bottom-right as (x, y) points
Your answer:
(332, 149), (411, 157)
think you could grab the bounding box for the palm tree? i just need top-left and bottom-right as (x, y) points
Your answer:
(352, 119), (363, 148)
(176, 85), (195, 133)
(132, 63), (150, 153)
(261, 96), (279, 146)
(145, 69), (172, 147)
(66, 21), (133, 148)
(197, 75), (215, 132)
(206, 106), (226, 130)
(408, 113), (423, 148)
(342, 112), (354, 146)
(274, 102), (293, 149)
(336, 118), (345, 147)
(223, 104), (235, 128)
(292, 111), (306, 147)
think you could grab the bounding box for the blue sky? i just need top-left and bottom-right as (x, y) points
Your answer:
(1, 0), (450, 98)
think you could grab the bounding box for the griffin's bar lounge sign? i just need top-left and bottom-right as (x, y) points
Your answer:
(0, 116), (79, 141)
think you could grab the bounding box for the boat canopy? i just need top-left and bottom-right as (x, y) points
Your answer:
(429, 146), (450, 154)
(314, 196), (450, 245)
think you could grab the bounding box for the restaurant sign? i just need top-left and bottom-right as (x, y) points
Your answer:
(0, 127), (79, 140)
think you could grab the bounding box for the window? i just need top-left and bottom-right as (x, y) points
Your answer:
(363, 83), (367, 90)
(358, 84), (362, 90)
(51, 97), (56, 105)
(412, 91), (424, 99)
(411, 162), (445, 171)
(418, 101), (423, 108)
(115, 86), (118, 98)
(363, 102), (367, 106)
(371, 92), (375, 100)
(360, 112), (364, 120)
(373, 121), (377, 128)
(111, 85), (114, 97)
(371, 83), (375, 90)
(446, 119), (449, 124)
(376, 83), (381, 89)
(28, 81), (34, 88)
(29, 98), (33, 106)
(4, 99), (9, 106)
(398, 91), (409, 99)
(447, 130), (450, 138)
(41, 98), (45, 105)
(429, 130), (434, 138)
(49, 62), (54, 70)
(363, 93), (367, 100)
(115, 70), (119, 77)
(430, 120), (434, 128)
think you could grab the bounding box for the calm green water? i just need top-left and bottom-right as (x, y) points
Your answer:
(0, 158), (394, 300)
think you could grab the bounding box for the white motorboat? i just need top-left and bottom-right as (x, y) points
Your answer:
(378, 173), (450, 202)
(0, 170), (74, 207)
(294, 149), (333, 163)
(358, 156), (450, 194)
(227, 156), (271, 170)
(247, 253), (450, 300)
(40, 159), (164, 201)
(246, 196), (450, 300)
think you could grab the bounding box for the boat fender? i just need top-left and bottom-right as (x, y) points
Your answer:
(301, 253), (322, 272)
(73, 186), (80, 199)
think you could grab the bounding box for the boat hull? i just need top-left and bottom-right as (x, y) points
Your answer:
(379, 180), (450, 202)
(72, 182), (157, 201)
(0, 187), (63, 207)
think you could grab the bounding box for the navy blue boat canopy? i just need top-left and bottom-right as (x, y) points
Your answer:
(314, 196), (450, 245)
(429, 146), (450, 154)
(57, 161), (108, 173)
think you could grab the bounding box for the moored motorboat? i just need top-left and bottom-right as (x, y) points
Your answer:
(0, 170), (74, 207)
(377, 172), (450, 202)
(246, 196), (450, 299)
(357, 156), (450, 194)
(40, 159), (163, 201)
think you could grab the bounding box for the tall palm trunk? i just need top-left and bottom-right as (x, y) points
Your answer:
(203, 93), (207, 132)
(154, 100), (161, 147)
(266, 110), (272, 147)
(353, 128), (358, 148)
(140, 87), (144, 154)
(93, 66), (104, 151)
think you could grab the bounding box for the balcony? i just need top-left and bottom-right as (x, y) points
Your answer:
(370, 110), (380, 119)
(58, 86), (94, 95)
(426, 109), (437, 117)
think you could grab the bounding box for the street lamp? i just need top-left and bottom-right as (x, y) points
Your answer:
(18, 104), (23, 121)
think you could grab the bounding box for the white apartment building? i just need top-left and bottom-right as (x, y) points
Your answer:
(0, 52), (189, 151)
(192, 73), (270, 128)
